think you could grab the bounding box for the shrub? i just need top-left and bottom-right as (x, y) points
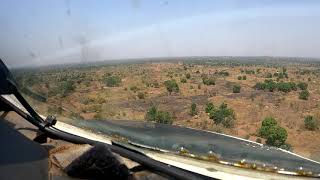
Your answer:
(180, 78), (187, 83)
(299, 90), (309, 100)
(137, 92), (145, 99)
(233, 85), (241, 93)
(186, 73), (191, 79)
(237, 76), (242, 80)
(259, 117), (288, 147)
(297, 82), (308, 90)
(202, 77), (215, 85)
(265, 126), (288, 147)
(105, 75), (121, 87)
(145, 105), (173, 124)
(209, 103), (235, 128)
(190, 103), (198, 116)
(254, 80), (297, 93)
(164, 79), (179, 94)
(145, 105), (157, 121)
(205, 102), (215, 113)
(304, 115), (318, 130)
(259, 117), (278, 138)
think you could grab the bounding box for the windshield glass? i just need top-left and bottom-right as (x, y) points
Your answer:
(2, 0), (320, 176)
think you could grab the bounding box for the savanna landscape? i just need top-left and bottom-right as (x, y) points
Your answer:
(12, 57), (320, 161)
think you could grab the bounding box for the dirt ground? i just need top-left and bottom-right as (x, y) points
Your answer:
(18, 62), (320, 161)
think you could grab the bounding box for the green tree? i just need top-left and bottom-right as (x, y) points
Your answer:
(233, 85), (241, 93)
(304, 115), (318, 131)
(265, 126), (288, 147)
(209, 103), (235, 128)
(299, 90), (310, 100)
(259, 117), (288, 147)
(259, 117), (278, 137)
(190, 102), (198, 116)
(164, 79), (179, 94)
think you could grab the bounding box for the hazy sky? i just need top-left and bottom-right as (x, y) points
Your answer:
(1, 0), (320, 67)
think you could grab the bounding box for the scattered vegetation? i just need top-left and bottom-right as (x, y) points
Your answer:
(299, 90), (310, 100)
(145, 105), (173, 124)
(164, 79), (179, 94)
(304, 115), (318, 131)
(202, 76), (215, 85)
(190, 102), (198, 116)
(254, 80), (298, 93)
(104, 75), (121, 87)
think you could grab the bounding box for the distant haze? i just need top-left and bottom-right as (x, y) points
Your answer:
(1, 0), (320, 67)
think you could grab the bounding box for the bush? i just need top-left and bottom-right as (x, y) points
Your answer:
(237, 76), (242, 80)
(164, 79), (179, 94)
(256, 138), (262, 143)
(304, 115), (318, 130)
(105, 75), (121, 87)
(205, 102), (215, 113)
(202, 77), (215, 85)
(180, 78), (187, 83)
(137, 92), (145, 99)
(254, 80), (297, 93)
(259, 117), (287, 147)
(190, 103), (198, 116)
(145, 105), (157, 121)
(233, 85), (241, 93)
(58, 80), (75, 97)
(156, 111), (173, 124)
(145, 105), (173, 124)
(259, 117), (278, 137)
(265, 126), (288, 147)
(209, 103), (235, 128)
(297, 82), (308, 90)
(186, 73), (191, 79)
(299, 90), (309, 100)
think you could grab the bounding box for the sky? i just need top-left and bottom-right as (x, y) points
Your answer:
(1, 0), (320, 67)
